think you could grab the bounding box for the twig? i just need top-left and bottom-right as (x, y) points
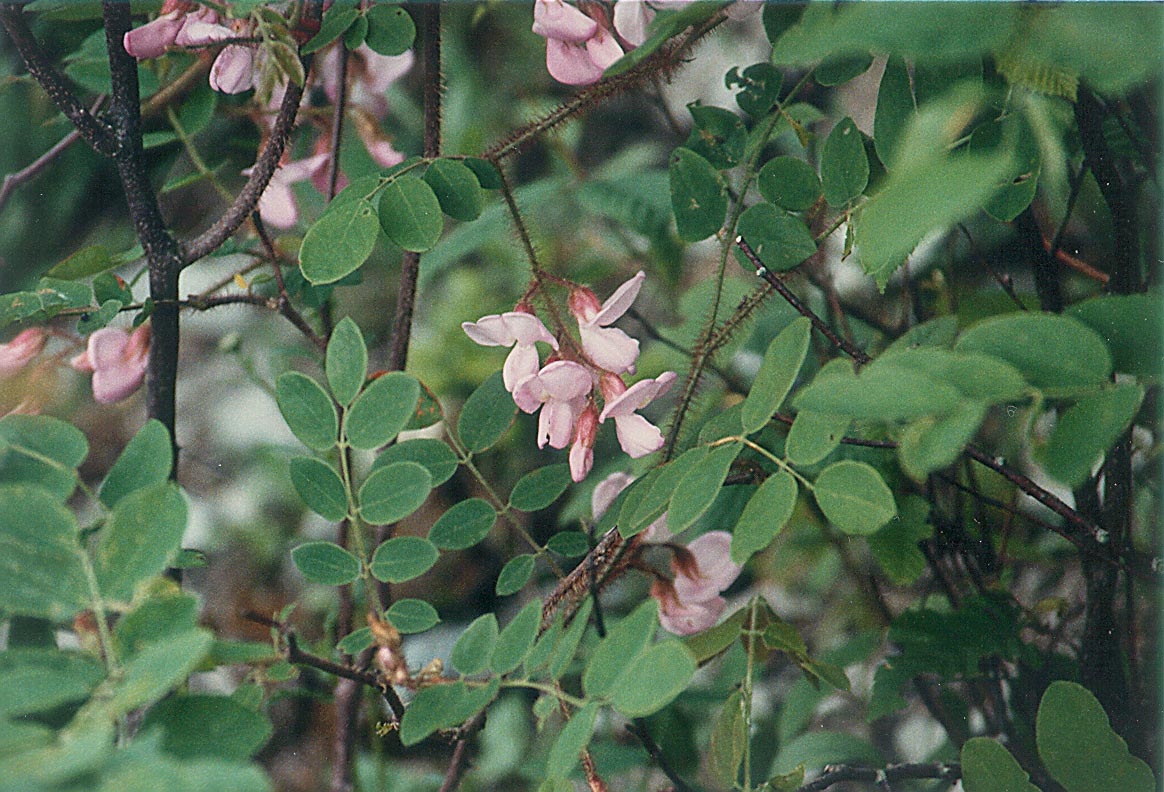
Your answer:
(251, 212), (326, 349)
(957, 223), (1025, 311)
(181, 0), (323, 266)
(0, 3), (116, 155)
(437, 712), (486, 792)
(625, 722), (700, 792)
(793, 762), (961, 792)
(0, 97), (104, 214)
(326, 45), (348, 201)
(735, 236), (872, 365)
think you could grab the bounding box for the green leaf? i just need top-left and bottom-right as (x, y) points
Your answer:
(867, 496), (933, 585)
(961, 738), (1039, 792)
(731, 470), (798, 564)
(325, 317), (368, 406)
(793, 359), (964, 421)
(490, 600), (541, 675)
(610, 639), (696, 717)
(291, 541), (361, 586)
(728, 62), (783, 117)
(386, 599), (440, 633)
(670, 147), (727, 242)
(44, 245), (116, 280)
(1066, 293), (1163, 381)
(93, 482), (187, 602)
(882, 348), (1029, 404)
(955, 313), (1112, 393)
(451, 615), (499, 676)
(98, 420), (171, 508)
(813, 461), (896, 535)
(815, 52), (873, 86)
(1044, 384), (1144, 489)
(427, 498), (496, 550)
(276, 372), (338, 451)
(358, 461), (432, 524)
(873, 56), (915, 169)
(897, 400), (986, 480)
(968, 113), (1040, 222)
(496, 554), (535, 596)
(545, 703), (598, 780)
(785, 411), (850, 466)
(457, 371), (515, 453)
(337, 627), (374, 656)
(667, 442), (741, 534)
(76, 298), (123, 335)
(364, 4), (415, 56)
(622, 446), (709, 538)
(115, 594), (199, 657)
(710, 691), (747, 788)
(770, 731), (882, 777)
(372, 438), (458, 486)
(685, 104), (746, 169)
(525, 618), (560, 676)
(583, 600), (658, 699)
(0, 649), (104, 718)
(424, 159), (484, 221)
(820, 118), (868, 208)
(299, 177), (381, 285)
(0, 278), (93, 330)
(548, 599), (592, 680)
(378, 175), (443, 252)
(757, 156), (822, 211)
(546, 532), (588, 558)
(683, 607), (748, 665)
(399, 679), (499, 746)
(370, 536), (439, 583)
(141, 695), (271, 760)
(1035, 681), (1156, 792)
(289, 457), (349, 521)
(742, 317), (812, 433)
(343, 12), (368, 48)
(463, 157), (502, 189)
(108, 629), (213, 715)
(734, 203), (817, 273)
(301, 7), (360, 54)
(509, 464), (571, 512)
(0, 415), (87, 499)
(345, 371), (420, 450)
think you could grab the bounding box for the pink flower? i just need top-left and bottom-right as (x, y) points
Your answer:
(249, 151), (331, 229)
(591, 470), (671, 541)
(599, 370), (676, 458)
(323, 46), (414, 119)
(652, 531), (741, 635)
(533, 0), (624, 86)
(612, 0), (654, 47)
(0, 328), (47, 375)
(70, 325), (150, 404)
(463, 311), (560, 391)
(511, 360), (592, 449)
(568, 271), (645, 374)
(569, 402), (599, 482)
(209, 43), (256, 94)
(173, 6), (231, 47)
(122, 0), (189, 59)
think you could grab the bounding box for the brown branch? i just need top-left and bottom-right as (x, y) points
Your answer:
(326, 45), (348, 201)
(794, 762), (961, 792)
(181, 1), (322, 266)
(0, 3), (116, 155)
(735, 236), (872, 365)
(251, 212), (326, 349)
(437, 712), (486, 792)
(0, 95), (104, 214)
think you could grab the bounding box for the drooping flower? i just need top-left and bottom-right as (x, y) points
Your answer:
(568, 402), (600, 482)
(0, 328), (47, 375)
(70, 325), (150, 404)
(653, 531), (741, 635)
(512, 360), (593, 449)
(533, 0), (624, 86)
(209, 40), (257, 94)
(569, 270), (645, 374)
(462, 310), (560, 391)
(122, 0), (191, 59)
(599, 370), (676, 458)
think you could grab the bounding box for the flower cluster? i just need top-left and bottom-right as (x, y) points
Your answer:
(123, 2), (412, 229)
(592, 472), (742, 634)
(531, 0), (763, 86)
(462, 272), (675, 482)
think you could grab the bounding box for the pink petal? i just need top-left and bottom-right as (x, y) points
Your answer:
(592, 271), (645, 326)
(0, 328), (46, 375)
(174, 13), (232, 47)
(538, 397), (582, 450)
(580, 324), (639, 374)
(545, 39), (604, 85)
(503, 344), (541, 392)
(569, 441), (593, 482)
(209, 45), (255, 94)
(640, 515), (673, 543)
(355, 48), (414, 102)
(256, 175), (299, 229)
(462, 315), (511, 347)
(280, 151), (332, 185)
(538, 360), (592, 401)
(363, 135), (406, 168)
(88, 328), (131, 370)
(502, 312), (558, 349)
(613, 0), (653, 47)
(88, 325), (149, 404)
(591, 471), (635, 519)
(533, 0), (598, 42)
(674, 531), (741, 602)
(657, 593), (726, 635)
(123, 11), (184, 59)
(585, 26), (624, 72)
(511, 373), (546, 414)
(600, 370), (676, 420)
(69, 350), (94, 373)
(613, 413), (664, 458)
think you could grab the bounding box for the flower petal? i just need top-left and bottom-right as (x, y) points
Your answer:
(511, 373), (547, 414)
(674, 531), (741, 602)
(600, 370), (675, 420)
(613, 0), (653, 47)
(209, 45), (255, 94)
(538, 360), (592, 401)
(502, 312), (558, 348)
(613, 413), (664, 458)
(569, 440), (593, 482)
(585, 26), (624, 72)
(592, 270), (645, 326)
(503, 344), (541, 392)
(256, 174), (299, 229)
(538, 397), (581, 449)
(657, 592), (725, 635)
(545, 39), (605, 85)
(462, 315), (512, 346)
(123, 11), (184, 59)
(533, 0), (598, 42)
(0, 328), (46, 375)
(592, 471), (635, 519)
(580, 324), (639, 374)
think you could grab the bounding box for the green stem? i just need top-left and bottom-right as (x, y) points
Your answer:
(503, 679), (587, 709)
(741, 596), (759, 792)
(713, 436), (814, 490)
(165, 105), (232, 203)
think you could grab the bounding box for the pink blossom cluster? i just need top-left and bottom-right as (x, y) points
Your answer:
(123, 2), (412, 229)
(462, 272), (676, 482)
(532, 0), (763, 85)
(0, 324), (149, 414)
(592, 472), (742, 634)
